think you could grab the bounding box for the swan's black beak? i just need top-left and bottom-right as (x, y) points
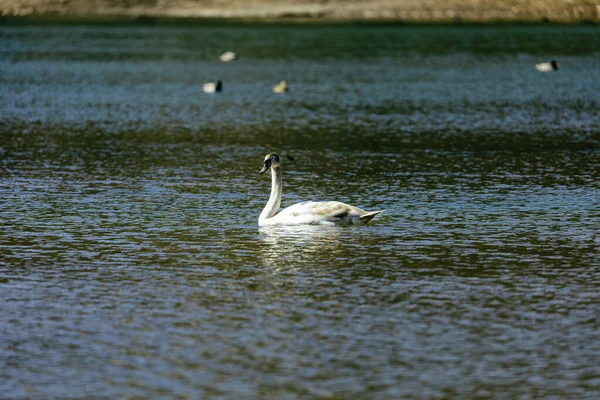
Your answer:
(260, 159), (271, 174)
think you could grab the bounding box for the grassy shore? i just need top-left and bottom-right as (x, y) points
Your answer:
(1, 0), (599, 24)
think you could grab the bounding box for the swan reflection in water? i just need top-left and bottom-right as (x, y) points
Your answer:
(257, 225), (345, 272)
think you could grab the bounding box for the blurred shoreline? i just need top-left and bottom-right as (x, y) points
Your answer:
(1, 0), (599, 24)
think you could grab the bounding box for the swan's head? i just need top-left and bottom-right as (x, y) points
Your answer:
(260, 154), (280, 174)
(551, 60), (560, 70)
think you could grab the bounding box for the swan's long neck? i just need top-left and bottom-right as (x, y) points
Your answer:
(259, 167), (282, 224)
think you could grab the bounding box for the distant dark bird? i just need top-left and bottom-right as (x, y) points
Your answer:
(220, 51), (237, 62)
(203, 80), (222, 93)
(272, 80), (289, 93)
(535, 60), (560, 72)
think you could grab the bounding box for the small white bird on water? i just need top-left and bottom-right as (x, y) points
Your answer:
(220, 51), (237, 62)
(203, 80), (222, 93)
(535, 60), (560, 72)
(258, 154), (384, 227)
(273, 80), (289, 93)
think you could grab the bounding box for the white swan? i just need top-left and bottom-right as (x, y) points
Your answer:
(258, 154), (384, 227)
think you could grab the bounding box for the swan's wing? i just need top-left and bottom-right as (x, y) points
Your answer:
(274, 201), (366, 225)
(281, 201), (359, 217)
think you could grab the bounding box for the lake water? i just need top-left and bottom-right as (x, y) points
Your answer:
(1, 24), (599, 398)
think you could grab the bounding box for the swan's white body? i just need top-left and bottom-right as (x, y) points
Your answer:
(259, 154), (384, 227)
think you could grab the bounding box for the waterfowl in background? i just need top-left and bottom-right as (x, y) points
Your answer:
(220, 51), (237, 62)
(258, 154), (384, 227)
(535, 60), (560, 72)
(203, 80), (223, 93)
(272, 80), (289, 93)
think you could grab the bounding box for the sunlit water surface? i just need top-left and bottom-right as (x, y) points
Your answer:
(1, 24), (599, 398)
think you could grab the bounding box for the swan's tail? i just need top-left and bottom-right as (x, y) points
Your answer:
(360, 210), (385, 224)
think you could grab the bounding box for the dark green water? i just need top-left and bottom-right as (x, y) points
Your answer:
(1, 24), (599, 398)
